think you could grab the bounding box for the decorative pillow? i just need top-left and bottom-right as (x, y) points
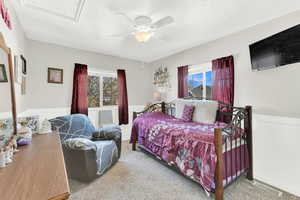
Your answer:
(174, 99), (218, 124)
(181, 104), (195, 122)
(192, 100), (218, 124)
(174, 99), (194, 118)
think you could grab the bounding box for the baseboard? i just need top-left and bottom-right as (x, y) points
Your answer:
(252, 178), (299, 197)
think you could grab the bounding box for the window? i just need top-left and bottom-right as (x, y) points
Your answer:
(88, 76), (101, 107)
(102, 77), (118, 106)
(188, 63), (213, 99)
(88, 73), (118, 107)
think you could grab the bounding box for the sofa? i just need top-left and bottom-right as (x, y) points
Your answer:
(50, 114), (121, 182)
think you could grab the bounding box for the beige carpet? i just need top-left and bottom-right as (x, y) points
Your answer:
(69, 141), (299, 200)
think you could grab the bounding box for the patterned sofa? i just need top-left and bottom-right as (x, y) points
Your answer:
(50, 114), (121, 182)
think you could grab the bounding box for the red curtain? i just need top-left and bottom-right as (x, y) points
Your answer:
(177, 65), (189, 98)
(117, 69), (128, 125)
(71, 63), (88, 115)
(212, 56), (234, 123)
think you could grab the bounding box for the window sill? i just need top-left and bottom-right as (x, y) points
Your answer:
(88, 106), (118, 111)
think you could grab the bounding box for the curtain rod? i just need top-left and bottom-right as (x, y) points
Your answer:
(178, 53), (240, 67)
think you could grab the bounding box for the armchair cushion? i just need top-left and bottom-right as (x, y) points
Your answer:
(92, 125), (122, 158)
(64, 138), (97, 150)
(62, 139), (118, 180)
(50, 114), (96, 142)
(94, 140), (118, 175)
(92, 125), (121, 140)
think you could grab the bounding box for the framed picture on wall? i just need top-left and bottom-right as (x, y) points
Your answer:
(48, 67), (63, 84)
(14, 55), (22, 84)
(0, 64), (8, 82)
(20, 55), (27, 75)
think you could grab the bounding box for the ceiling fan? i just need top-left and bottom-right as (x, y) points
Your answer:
(114, 13), (174, 42)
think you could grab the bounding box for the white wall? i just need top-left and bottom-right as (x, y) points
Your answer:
(23, 40), (152, 139)
(150, 10), (300, 119)
(26, 40), (152, 109)
(149, 10), (300, 196)
(0, 1), (28, 115)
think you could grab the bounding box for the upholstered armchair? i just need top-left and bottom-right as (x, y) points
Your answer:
(50, 114), (122, 182)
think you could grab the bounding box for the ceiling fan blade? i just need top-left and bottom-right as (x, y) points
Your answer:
(108, 33), (131, 38)
(152, 16), (174, 29)
(115, 12), (135, 26)
(153, 34), (169, 42)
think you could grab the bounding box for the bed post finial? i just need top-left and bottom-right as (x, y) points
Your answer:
(245, 105), (253, 181)
(214, 128), (224, 200)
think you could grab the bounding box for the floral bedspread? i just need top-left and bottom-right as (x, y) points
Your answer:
(130, 112), (232, 192)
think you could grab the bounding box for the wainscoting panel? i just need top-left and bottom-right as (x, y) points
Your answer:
(253, 114), (300, 197)
(19, 105), (145, 141)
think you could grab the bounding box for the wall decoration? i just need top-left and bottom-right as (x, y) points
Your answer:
(0, 64), (8, 82)
(14, 55), (22, 84)
(20, 55), (27, 75)
(21, 76), (26, 95)
(0, 0), (12, 30)
(48, 67), (63, 84)
(153, 66), (169, 88)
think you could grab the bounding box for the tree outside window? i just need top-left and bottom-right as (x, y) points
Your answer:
(88, 74), (118, 107)
(103, 77), (118, 106)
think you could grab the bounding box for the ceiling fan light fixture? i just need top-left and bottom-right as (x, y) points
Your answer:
(134, 31), (153, 42)
(113, 13), (174, 42)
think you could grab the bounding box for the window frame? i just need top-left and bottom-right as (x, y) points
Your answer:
(188, 62), (212, 99)
(88, 71), (117, 107)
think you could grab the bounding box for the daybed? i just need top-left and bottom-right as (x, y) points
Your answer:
(130, 99), (253, 200)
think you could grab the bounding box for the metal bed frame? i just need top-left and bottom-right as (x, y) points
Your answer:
(131, 98), (253, 200)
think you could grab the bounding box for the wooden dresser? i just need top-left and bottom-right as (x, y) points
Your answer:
(0, 133), (70, 200)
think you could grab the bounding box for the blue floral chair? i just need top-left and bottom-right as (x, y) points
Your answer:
(50, 114), (122, 182)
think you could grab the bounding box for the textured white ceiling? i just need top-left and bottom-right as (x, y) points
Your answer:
(20, 0), (86, 21)
(12, 0), (300, 62)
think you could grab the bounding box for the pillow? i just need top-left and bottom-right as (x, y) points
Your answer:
(192, 100), (218, 124)
(174, 99), (218, 124)
(181, 104), (195, 122)
(174, 99), (194, 118)
(64, 138), (96, 150)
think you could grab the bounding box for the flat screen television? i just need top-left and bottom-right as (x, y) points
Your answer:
(249, 24), (300, 71)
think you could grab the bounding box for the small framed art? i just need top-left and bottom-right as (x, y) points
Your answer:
(14, 55), (22, 84)
(0, 64), (8, 82)
(48, 67), (63, 84)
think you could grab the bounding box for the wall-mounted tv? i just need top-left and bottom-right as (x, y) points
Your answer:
(249, 24), (300, 71)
